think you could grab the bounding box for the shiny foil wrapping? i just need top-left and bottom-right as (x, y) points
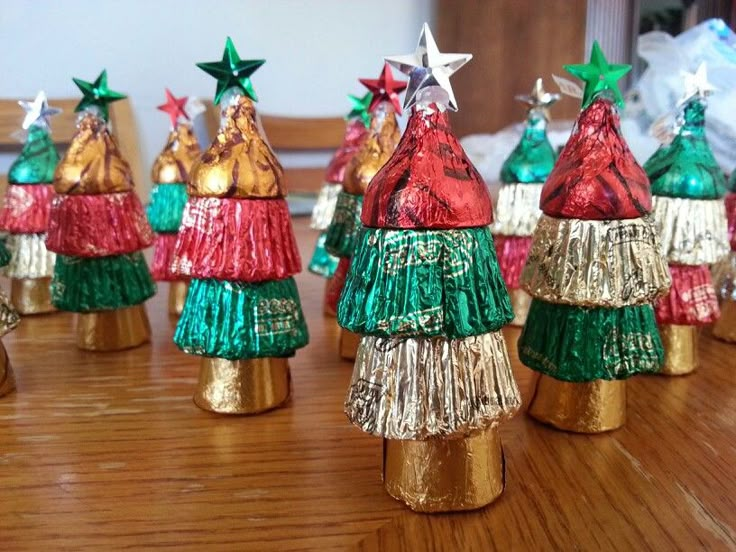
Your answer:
(0, 184), (54, 233)
(8, 125), (59, 185)
(361, 108), (493, 229)
(713, 300), (736, 343)
(54, 113), (134, 195)
(654, 264), (719, 325)
(52, 252), (156, 312)
(659, 324), (699, 375)
(46, 192), (154, 257)
(310, 183), (342, 230)
(76, 304), (151, 351)
(494, 235), (533, 290)
(325, 257), (350, 316)
(519, 299), (663, 382)
(0, 288), (20, 337)
(171, 197), (301, 282)
(188, 96), (285, 199)
(324, 191), (363, 258)
(0, 342), (15, 398)
(726, 193), (736, 243)
(147, 183), (188, 233)
(522, 215), (671, 307)
(11, 277), (55, 315)
(713, 251), (736, 301)
(651, 196), (729, 265)
(490, 183), (543, 237)
(168, 280), (189, 316)
(383, 426), (505, 512)
(151, 233), (181, 281)
(151, 125), (201, 184)
(4, 234), (55, 279)
(509, 288), (532, 327)
(528, 375), (626, 433)
(324, 119), (368, 185)
(338, 227), (513, 338)
(174, 277), (309, 360)
(0, 241), (10, 267)
(346, 332), (520, 439)
(500, 116), (556, 184)
(308, 232), (339, 278)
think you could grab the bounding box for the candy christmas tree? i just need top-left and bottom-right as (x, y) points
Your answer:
(147, 89), (201, 316)
(0, 91), (60, 314)
(171, 37), (308, 414)
(519, 42), (671, 433)
(46, 71), (155, 351)
(491, 78), (558, 326)
(0, 242), (21, 397)
(324, 63), (403, 357)
(713, 172), (736, 342)
(645, 64), (730, 368)
(339, 24), (520, 513)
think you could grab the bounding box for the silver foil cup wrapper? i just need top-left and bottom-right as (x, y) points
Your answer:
(310, 183), (342, 230)
(490, 183), (543, 237)
(4, 233), (56, 279)
(522, 215), (671, 307)
(652, 196), (729, 265)
(713, 251), (736, 301)
(345, 332), (521, 440)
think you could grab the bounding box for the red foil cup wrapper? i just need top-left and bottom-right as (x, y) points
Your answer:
(494, 235), (533, 290)
(0, 184), (54, 233)
(726, 193), (736, 245)
(47, 191), (154, 257)
(151, 233), (184, 281)
(541, 98), (651, 220)
(325, 257), (350, 315)
(325, 120), (368, 184)
(655, 264), (719, 325)
(171, 196), (301, 282)
(362, 108), (493, 229)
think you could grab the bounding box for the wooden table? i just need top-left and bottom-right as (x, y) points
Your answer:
(2, 217), (735, 551)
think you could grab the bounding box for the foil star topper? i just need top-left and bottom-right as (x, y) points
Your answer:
(19, 90), (61, 130)
(157, 88), (189, 127)
(680, 62), (717, 104)
(515, 78), (560, 121)
(385, 23), (472, 112)
(359, 63), (407, 113)
(72, 70), (127, 122)
(564, 41), (631, 109)
(197, 37), (265, 104)
(346, 91), (373, 128)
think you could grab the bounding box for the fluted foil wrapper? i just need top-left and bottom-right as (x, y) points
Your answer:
(325, 257), (350, 315)
(713, 251), (736, 302)
(490, 183), (543, 237)
(151, 233), (181, 281)
(495, 235), (533, 290)
(522, 215), (671, 307)
(0, 288), (20, 337)
(655, 264), (719, 325)
(324, 191), (362, 258)
(726, 193), (735, 242)
(308, 232), (339, 278)
(4, 233), (55, 278)
(345, 332), (520, 440)
(652, 196), (729, 265)
(0, 184), (54, 233)
(310, 183), (342, 230)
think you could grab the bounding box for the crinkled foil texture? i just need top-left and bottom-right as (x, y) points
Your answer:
(8, 126), (59, 185)
(0, 242), (10, 267)
(726, 193), (736, 243)
(324, 191), (362, 258)
(489, 183), (543, 237)
(151, 125), (201, 185)
(519, 299), (664, 382)
(522, 215), (671, 307)
(655, 264), (719, 325)
(346, 332), (520, 439)
(652, 196), (729, 265)
(324, 119), (368, 185)
(338, 227), (513, 338)
(0, 288), (20, 337)
(308, 232), (339, 278)
(171, 197), (301, 282)
(713, 251), (736, 301)
(494, 235), (532, 290)
(151, 233), (183, 281)
(147, 183), (188, 233)
(325, 257), (350, 315)
(0, 184), (54, 233)
(310, 183), (342, 230)
(52, 252), (156, 312)
(47, 192), (154, 257)
(175, 277), (309, 360)
(4, 234), (55, 279)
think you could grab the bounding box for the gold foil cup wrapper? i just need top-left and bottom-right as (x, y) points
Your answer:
(339, 328), (360, 360)
(151, 124), (201, 184)
(490, 183), (543, 237)
(168, 281), (189, 316)
(76, 305), (151, 351)
(509, 288), (531, 327)
(652, 196), (729, 265)
(713, 300), (736, 343)
(713, 251), (736, 302)
(522, 215), (671, 307)
(383, 426), (505, 513)
(346, 332), (520, 440)
(54, 113), (135, 195)
(194, 356), (291, 415)
(4, 234), (56, 279)
(310, 183), (342, 230)
(0, 342), (15, 398)
(659, 324), (699, 375)
(11, 278), (55, 315)
(0, 288), (20, 338)
(528, 374), (626, 433)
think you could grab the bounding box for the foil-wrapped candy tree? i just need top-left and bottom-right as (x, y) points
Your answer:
(171, 38), (308, 415)
(0, 92), (60, 314)
(644, 64), (730, 364)
(46, 71), (155, 351)
(338, 24), (521, 513)
(0, 244), (21, 398)
(518, 42), (671, 433)
(147, 89), (201, 316)
(713, 172), (736, 342)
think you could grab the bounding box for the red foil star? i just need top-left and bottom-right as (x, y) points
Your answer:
(359, 63), (407, 113)
(157, 89), (189, 127)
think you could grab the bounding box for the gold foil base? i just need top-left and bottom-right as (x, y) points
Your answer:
(660, 324), (699, 375)
(713, 300), (736, 343)
(0, 342), (15, 398)
(75, 305), (151, 352)
(11, 278), (55, 315)
(489, 183), (543, 236)
(168, 281), (189, 316)
(194, 357), (291, 415)
(509, 288), (531, 327)
(383, 426), (505, 513)
(339, 328), (360, 360)
(528, 375), (626, 433)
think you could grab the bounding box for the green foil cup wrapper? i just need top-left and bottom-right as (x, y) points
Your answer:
(324, 191), (362, 258)
(338, 226), (513, 338)
(500, 117), (556, 184)
(52, 252), (156, 312)
(8, 125), (60, 185)
(175, 277), (309, 360)
(0, 239), (11, 268)
(490, 183), (543, 237)
(311, 183), (342, 231)
(519, 299), (664, 382)
(147, 182), (188, 233)
(308, 232), (339, 278)
(4, 233), (56, 279)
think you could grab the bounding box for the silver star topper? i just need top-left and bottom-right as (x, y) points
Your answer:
(515, 78), (560, 121)
(385, 23), (472, 112)
(19, 91), (61, 130)
(680, 62), (717, 104)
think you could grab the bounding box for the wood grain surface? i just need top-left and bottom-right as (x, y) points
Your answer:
(1, 217), (735, 551)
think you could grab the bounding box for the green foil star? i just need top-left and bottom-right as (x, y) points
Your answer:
(564, 41), (631, 109)
(346, 92), (373, 128)
(197, 37), (265, 104)
(72, 70), (126, 122)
